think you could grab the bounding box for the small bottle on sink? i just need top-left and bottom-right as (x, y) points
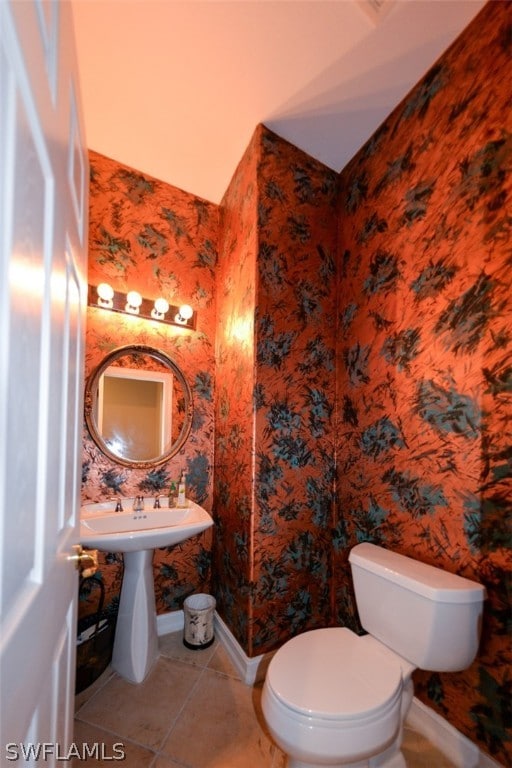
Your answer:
(168, 481), (177, 507)
(177, 471), (187, 507)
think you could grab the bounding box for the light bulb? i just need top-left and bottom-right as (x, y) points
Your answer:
(125, 290), (142, 314)
(179, 304), (193, 320)
(151, 297), (169, 319)
(175, 304), (194, 324)
(97, 282), (114, 308)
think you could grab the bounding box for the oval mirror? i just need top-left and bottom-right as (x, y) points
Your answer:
(84, 345), (193, 468)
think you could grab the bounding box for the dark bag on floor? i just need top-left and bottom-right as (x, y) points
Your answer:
(76, 576), (117, 694)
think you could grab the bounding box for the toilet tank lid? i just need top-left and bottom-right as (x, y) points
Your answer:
(349, 543), (486, 604)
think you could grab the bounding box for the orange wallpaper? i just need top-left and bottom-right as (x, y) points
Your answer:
(213, 128), (259, 650)
(213, 125), (339, 655)
(336, 2), (511, 762)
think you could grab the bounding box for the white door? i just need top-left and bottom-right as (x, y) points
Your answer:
(0, 0), (88, 759)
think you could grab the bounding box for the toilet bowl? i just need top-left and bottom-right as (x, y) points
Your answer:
(262, 627), (404, 767)
(261, 543), (486, 768)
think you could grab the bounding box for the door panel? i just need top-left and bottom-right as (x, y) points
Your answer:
(0, 0), (88, 754)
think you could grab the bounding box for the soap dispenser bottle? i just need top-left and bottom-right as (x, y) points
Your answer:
(177, 471), (186, 507)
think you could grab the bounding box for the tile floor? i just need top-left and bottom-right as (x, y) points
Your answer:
(74, 631), (457, 767)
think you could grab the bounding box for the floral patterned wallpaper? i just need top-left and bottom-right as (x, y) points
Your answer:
(213, 125), (339, 655)
(213, 129), (259, 649)
(80, 1), (510, 762)
(81, 151), (218, 619)
(336, 2), (511, 762)
(253, 129), (339, 653)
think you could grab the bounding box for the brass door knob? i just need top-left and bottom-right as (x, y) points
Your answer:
(69, 544), (98, 578)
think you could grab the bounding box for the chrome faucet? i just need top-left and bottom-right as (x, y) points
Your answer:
(153, 494), (166, 509)
(108, 495), (123, 512)
(133, 495), (144, 512)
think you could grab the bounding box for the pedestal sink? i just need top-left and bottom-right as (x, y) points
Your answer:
(80, 498), (213, 684)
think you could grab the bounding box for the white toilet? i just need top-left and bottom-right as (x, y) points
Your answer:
(261, 542), (485, 768)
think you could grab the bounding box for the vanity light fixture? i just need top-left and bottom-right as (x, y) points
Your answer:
(88, 284), (196, 330)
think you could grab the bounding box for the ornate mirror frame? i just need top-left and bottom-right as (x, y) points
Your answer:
(84, 344), (193, 469)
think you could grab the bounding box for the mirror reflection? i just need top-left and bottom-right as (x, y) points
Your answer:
(85, 345), (193, 468)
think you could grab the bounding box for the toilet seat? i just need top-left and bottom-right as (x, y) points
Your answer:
(266, 627), (403, 723)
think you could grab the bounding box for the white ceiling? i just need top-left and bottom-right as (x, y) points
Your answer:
(71, 0), (485, 205)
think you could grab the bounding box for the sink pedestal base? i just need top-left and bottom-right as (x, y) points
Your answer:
(112, 549), (158, 684)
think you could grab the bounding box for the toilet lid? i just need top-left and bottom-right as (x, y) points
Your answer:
(267, 627), (402, 721)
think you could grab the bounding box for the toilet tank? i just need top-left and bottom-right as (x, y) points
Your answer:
(348, 543), (486, 672)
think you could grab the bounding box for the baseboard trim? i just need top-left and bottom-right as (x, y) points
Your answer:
(213, 612), (273, 685)
(156, 609), (271, 684)
(406, 696), (504, 768)
(156, 609), (184, 636)
(156, 612), (503, 768)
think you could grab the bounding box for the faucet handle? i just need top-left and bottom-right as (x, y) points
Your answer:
(108, 495), (123, 512)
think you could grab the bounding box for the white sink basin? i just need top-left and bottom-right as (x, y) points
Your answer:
(79, 497), (214, 684)
(80, 498), (212, 552)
